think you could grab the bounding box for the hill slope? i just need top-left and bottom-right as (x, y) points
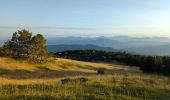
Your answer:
(0, 57), (169, 99)
(0, 57), (137, 79)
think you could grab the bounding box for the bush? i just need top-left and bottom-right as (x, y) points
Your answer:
(61, 77), (89, 84)
(61, 78), (73, 84)
(77, 77), (88, 83)
(97, 68), (105, 75)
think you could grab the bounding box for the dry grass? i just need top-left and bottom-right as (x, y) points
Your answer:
(0, 57), (140, 79)
(0, 57), (169, 99)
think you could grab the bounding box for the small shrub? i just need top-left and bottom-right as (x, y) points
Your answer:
(61, 78), (73, 84)
(77, 77), (88, 83)
(61, 77), (89, 84)
(97, 68), (105, 75)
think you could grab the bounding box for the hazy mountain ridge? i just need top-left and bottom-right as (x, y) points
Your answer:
(1, 35), (170, 56)
(47, 36), (170, 56)
(47, 36), (170, 49)
(48, 44), (115, 52)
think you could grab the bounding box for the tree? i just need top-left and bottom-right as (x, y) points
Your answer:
(1, 29), (48, 62)
(18, 29), (32, 41)
(17, 29), (32, 56)
(8, 29), (32, 57)
(1, 39), (13, 56)
(30, 34), (48, 62)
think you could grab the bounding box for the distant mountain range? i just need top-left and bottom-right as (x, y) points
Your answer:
(47, 36), (170, 49)
(1, 35), (170, 56)
(47, 36), (170, 56)
(48, 44), (115, 52)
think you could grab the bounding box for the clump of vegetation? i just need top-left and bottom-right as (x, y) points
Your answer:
(97, 68), (105, 75)
(0, 29), (48, 63)
(61, 78), (73, 84)
(77, 77), (89, 82)
(61, 77), (89, 84)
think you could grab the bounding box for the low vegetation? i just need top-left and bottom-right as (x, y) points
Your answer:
(61, 77), (88, 84)
(97, 68), (105, 75)
(0, 57), (169, 99)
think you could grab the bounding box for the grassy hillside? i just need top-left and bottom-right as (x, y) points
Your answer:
(0, 57), (170, 99)
(0, 57), (138, 79)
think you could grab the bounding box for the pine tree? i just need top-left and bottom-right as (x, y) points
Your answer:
(31, 34), (48, 62)
(2, 29), (48, 62)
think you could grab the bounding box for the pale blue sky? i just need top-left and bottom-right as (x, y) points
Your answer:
(0, 0), (170, 38)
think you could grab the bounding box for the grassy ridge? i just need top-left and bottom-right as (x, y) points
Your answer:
(0, 57), (169, 99)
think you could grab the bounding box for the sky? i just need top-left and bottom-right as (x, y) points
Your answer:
(0, 0), (170, 39)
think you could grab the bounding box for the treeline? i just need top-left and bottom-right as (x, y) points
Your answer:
(55, 50), (170, 75)
(0, 29), (48, 63)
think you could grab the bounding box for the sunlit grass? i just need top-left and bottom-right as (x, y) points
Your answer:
(0, 57), (169, 99)
(0, 74), (169, 99)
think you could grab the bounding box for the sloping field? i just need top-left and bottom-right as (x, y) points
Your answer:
(0, 57), (140, 79)
(0, 57), (169, 100)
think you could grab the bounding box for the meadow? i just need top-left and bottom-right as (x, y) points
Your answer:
(0, 57), (170, 100)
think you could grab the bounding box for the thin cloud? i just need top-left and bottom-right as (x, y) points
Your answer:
(0, 26), (94, 31)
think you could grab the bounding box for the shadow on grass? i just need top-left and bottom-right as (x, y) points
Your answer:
(0, 62), (133, 79)
(0, 65), (126, 79)
(0, 67), (97, 79)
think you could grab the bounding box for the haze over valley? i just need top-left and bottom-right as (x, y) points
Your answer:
(47, 36), (170, 56)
